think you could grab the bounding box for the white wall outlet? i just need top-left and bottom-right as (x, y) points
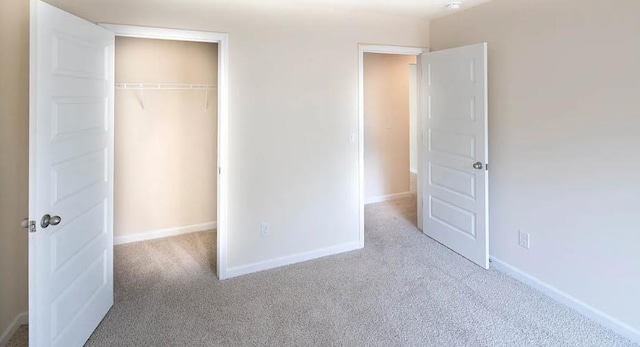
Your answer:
(518, 230), (530, 249)
(261, 222), (270, 237)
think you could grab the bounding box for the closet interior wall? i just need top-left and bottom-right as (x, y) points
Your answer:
(114, 37), (218, 239)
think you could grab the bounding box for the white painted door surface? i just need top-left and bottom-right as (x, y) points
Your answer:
(29, 1), (114, 346)
(421, 43), (489, 268)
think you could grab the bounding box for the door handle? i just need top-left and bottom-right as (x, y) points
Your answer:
(41, 214), (62, 228)
(473, 162), (484, 170)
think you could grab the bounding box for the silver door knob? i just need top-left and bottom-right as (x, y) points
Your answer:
(41, 214), (62, 228)
(473, 162), (484, 170)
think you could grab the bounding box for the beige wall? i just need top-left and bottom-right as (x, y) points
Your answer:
(115, 38), (217, 238)
(1, 0), (429, 292)
(43, 0), (429, 270)
(431, 0), (640, 333)
(364, 53), (415, 202)
(0, 0), (30, 337)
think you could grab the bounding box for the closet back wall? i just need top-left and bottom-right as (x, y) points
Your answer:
(115, 38), (218, 239)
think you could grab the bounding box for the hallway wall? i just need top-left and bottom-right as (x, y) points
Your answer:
(364, 53), (416, 203)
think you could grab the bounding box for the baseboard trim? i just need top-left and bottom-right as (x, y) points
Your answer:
(365, 191), (413, 205)
(0, 311), (28, 347)
(114, 221), (217, 245)
(225, 242), (362, 279)
(490, 256), (640, 344)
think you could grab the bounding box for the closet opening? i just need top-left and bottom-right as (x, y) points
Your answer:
(112, 37), (220, 278)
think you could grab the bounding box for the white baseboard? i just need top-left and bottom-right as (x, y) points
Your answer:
(225, 242), (362, 279)
(490, 257), (640, 344)
(0, 311), (28, 347)
(365, 191), (413, 205)
(114, 221), (217, 245)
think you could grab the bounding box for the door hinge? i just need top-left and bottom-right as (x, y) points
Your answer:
(218, 167), (221, 174)
(29, 220), (37, 233)
(485, 163), (489, 171)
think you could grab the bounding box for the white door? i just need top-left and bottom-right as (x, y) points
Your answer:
(29, 1), (114, 346)
(421, 43), (489, 268)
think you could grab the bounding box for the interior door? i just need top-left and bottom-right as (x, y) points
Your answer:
(420, 43), (489, 268)
(29, 1), (114, 346)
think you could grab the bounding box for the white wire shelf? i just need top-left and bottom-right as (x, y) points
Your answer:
(115, 83), (217, 110)
(115, 83), (217, 90)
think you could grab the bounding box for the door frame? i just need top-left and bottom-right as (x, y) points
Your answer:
(99, 24), (230, 279)
(357, 44), (427, 247)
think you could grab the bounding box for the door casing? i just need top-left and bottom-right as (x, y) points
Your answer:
(99, 24), (230, 279)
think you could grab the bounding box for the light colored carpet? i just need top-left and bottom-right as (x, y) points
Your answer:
(6, 325), (27, 347)
(10, 197), (638, 346)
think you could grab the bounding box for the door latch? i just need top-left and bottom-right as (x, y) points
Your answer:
(21, 218), (37, 233)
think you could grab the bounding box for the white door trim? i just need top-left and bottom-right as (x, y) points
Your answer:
(99, 24), (230, 279)
(357, 44), (427, 247)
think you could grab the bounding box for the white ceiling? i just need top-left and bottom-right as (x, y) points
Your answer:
(49, 0), (493, 20)
(252, 0), (491, 19)
(211, 0), (493, 19)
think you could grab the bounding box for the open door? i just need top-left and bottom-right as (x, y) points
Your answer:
(29, 1), (114, 346)
(420, 43), (489, 268)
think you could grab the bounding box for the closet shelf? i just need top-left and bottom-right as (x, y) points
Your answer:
(115, 83), (217, 110)
(115, 83), (217, 90)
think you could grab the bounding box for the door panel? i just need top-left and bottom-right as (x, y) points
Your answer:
(421, 43), (489, 268)
(29, 1), (114, 346)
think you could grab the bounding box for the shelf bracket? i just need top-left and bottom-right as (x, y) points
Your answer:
(139, 84), (145, 110)
(204, 85), (209, 110)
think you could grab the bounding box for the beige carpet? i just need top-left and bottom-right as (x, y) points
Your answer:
(6, 325), (27, 347)
(9, 197), (638, 346)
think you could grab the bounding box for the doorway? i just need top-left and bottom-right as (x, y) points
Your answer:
(358, 45), (426, 247)
(358, 43), (490, 269)
(102, 25), (230, 279)
(362, 52), (418, 227)
(111, 36), (218, 276)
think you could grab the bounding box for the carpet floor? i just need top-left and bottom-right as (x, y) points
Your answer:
(9, 197), (638, 346)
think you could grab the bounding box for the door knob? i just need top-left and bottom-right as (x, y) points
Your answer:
(473, 162), (484, 170)
(41, 214), (62, 228)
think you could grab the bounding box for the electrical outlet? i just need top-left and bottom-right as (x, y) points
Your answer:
(518, 230), (530, 249)
(261, 222), (270, 237)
